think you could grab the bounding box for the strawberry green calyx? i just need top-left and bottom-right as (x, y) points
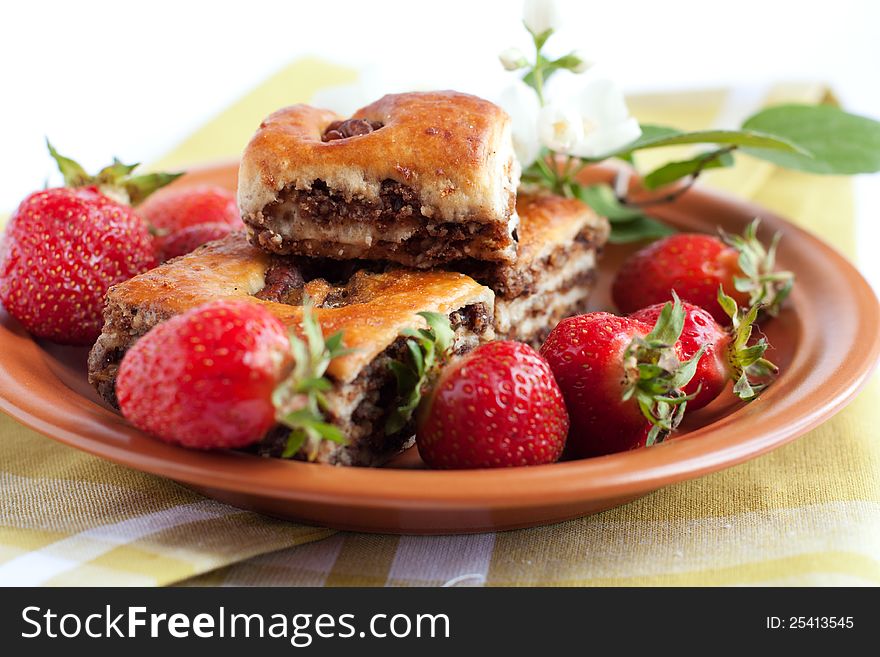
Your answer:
(721, 218), (794, 317)
(47, 140), (182, 205)
(386, 312), (455, 435)
(622, 293), (706, 446)
(273, 298), (352, 461)
(717, 288), (778, 401)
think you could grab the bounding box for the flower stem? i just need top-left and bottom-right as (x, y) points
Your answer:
(535, 156), (556, 185)
(531, 34), (546, 106)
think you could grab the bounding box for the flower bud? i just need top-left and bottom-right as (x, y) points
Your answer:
(499, 47), (529, 72)
(523, 0), (562, 37)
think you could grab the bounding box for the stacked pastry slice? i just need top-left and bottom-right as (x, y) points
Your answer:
(461, 192), (609, 347)
(89, 91), (609, 466)
(88, 237), (493, 465)
(238, 91), (520, 267)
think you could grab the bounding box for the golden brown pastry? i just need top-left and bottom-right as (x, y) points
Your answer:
(238, 91), (520, 268)
(88, 233), (494, 466)
(458, 191), (610, 346)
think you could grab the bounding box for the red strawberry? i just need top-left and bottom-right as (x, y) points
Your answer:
(0, 142), (178, 344)
(158, 222), (236, 261)
(540, 297), (702, 458)
(138, 185), (242, 262)
(630, 292), (777, 409)
(117, 299), (291, 449)
(117, 298), (349, 454)
(137, 184), (239, 232)
(416, 340), (569, 469)
(612, 220), (794, 324)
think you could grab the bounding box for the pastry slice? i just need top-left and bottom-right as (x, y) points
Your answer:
(238, 91), (520, 268)
(88, 233), (494, 466)
(460, 192), (610, 347)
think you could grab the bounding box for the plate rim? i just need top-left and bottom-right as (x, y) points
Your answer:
(1, 162), (878, 522)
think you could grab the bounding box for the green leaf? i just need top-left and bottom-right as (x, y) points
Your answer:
(717, 287), (738, 321)
(607, 216), (676, 244)
(719, 287), (779, 400)
(642, 149), (735, 190)
(645, 293), (685, 346)
(741, 104), (880, 174)
(96, 158), (140, 185)
(46, 140), (90, 187)
(668, 345), (707, 389)
(574, 185), (675, 243)
(720, 219), (795, 316)
(282, 431), (307, 459)
(574, 184), (644, 221)
(624, 129), (807, 155)
(324, 331), (344, 355)
(124, 172), (184, 205)
(405, 339), (425, 377)
(273, 305), (351, 457)
(615, 125), (684, 154)
(307, 420), (346, 444)
(418, 311), (454, 354)
(389, 360), (418, 391)
(46, 139), (182, 203)
(552, 52), (583, 71)
(385, 313), (454, 435)
(298, 376), (332, 392)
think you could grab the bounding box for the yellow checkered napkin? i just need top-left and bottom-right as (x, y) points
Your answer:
(1, 62), (878, 586)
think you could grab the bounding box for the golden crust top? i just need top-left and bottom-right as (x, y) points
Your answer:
(515, 191), (610, 263)
(105, 233), (494, 383)
(237, 91), (519, 224)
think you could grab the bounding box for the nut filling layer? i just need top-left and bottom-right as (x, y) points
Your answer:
(247, 179), (517, 268)
(321, 119), (384, 142)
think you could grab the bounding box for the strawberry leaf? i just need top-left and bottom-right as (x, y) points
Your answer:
(644, 291), (685, 346)
(274, 298), (352, 460)
(282, 431), (307, 459)
(45, 139), (182, 205)
(385, 312), (455, 435)
(718, 287), (779, 401)
(124, 172), (184, 205)
(46, 140), (90, 188)
(623, 293), (700, 442)
(720, 219), (795, 317)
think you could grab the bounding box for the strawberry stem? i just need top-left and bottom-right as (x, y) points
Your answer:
(721, 218), (795, 317)
(46, 139), (183, 205)
(622, 292), (704, 445)
(717, 287), (778, 400)
(272, 297), (352, 461)
(386, 312), (455, 435)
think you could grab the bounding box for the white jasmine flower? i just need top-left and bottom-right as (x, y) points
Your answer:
(537, 103), (584, 153)
(523, 0), (562, 36)
(498, 81), (542, 168)
(566, 77), (642, 158)
(499, 47), (529, 71)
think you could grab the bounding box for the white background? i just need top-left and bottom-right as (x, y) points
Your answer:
(1, 0), (877, 288)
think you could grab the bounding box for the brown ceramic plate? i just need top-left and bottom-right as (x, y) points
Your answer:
(1, 162), (878, 534)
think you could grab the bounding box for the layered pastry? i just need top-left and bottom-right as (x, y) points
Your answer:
(88, 233), (494, 466)
(238, 91), (520, 268)
(460, 192), (610, 347)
